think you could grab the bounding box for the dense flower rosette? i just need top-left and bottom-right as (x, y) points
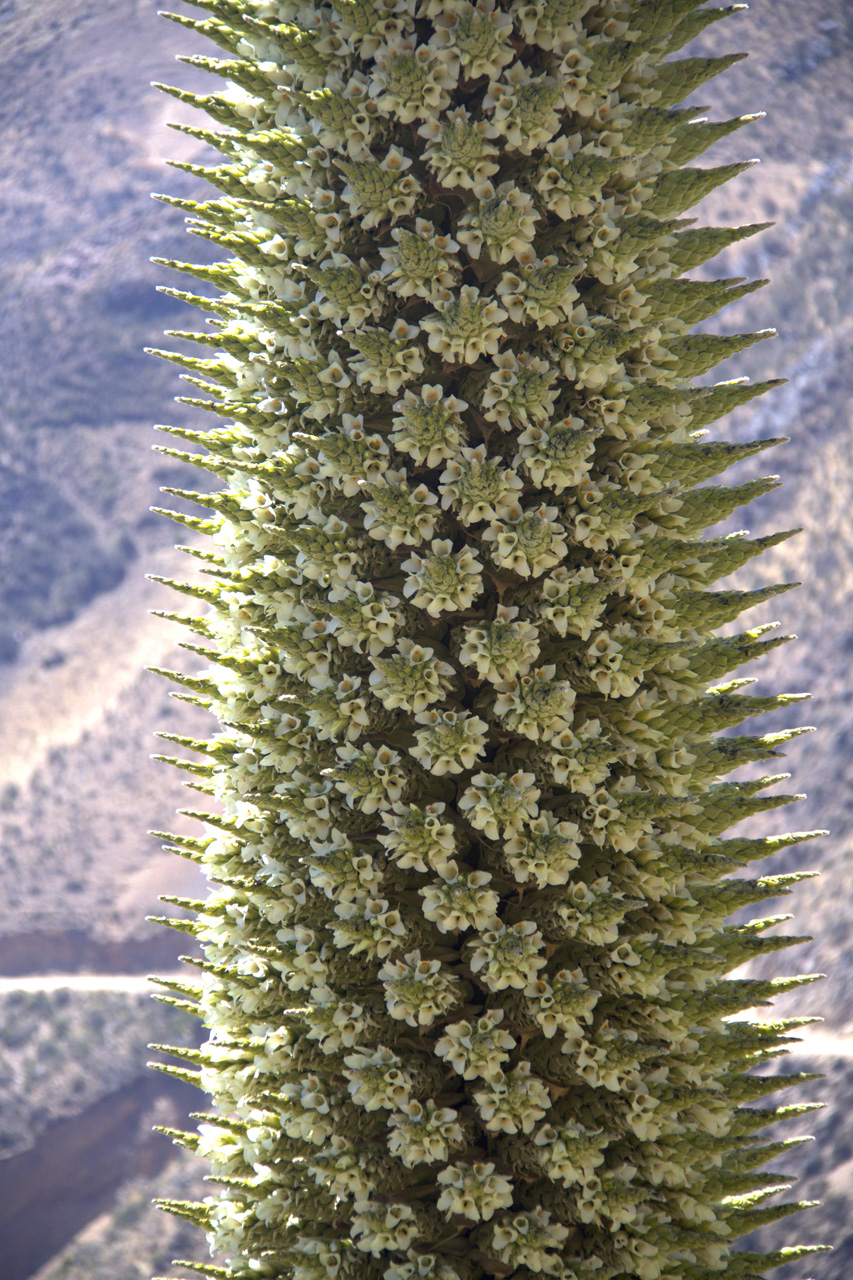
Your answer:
(150, 3), (825, 1280)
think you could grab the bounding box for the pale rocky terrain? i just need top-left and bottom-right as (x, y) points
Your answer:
(0, 0), (851, 1277)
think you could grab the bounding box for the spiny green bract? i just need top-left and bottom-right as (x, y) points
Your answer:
(148, 3), (828, 1280)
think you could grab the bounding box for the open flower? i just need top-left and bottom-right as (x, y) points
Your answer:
(420, 285), (507, 362)
(457, 181), (540, 264)
(467, 918), (547, 990)
(457, 606), (541, 683)
(435, 1009), (516, 1082)
(410, 708), (489, 775)
(458, 770), (540, 839)
(419, 861), (499, 932)
(402, 539), (484, 615)
(379, 950), (461, 1027)
(473, 1061), (551, 1134)
(391, 384), (470, 468)
(436, 1161), (513, 1221)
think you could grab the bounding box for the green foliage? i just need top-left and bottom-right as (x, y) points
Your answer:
(150, 3), (827, 1279)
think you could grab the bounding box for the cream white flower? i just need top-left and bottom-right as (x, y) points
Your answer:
(315, 413), (390, 495)
(439, 444), (523, 524)
(457, 606), (541, 683)
(436, 1161), (513, 1221)
(369, 639), (456, 712)
(401, 539), (484, 615)
(496, 255), (581, 327)
(387, 1099), (464, 1167)
(391, 384), (470, 468)
(532, 1119), (610, 1186)
(504, 812), (582, 887)
(332, 893), (408, 958)
(338, 148), (422, 228)
(473, 1060), (551, 1134)
(468, 917), (547, 990)
(526, 967), (600, 1039)
(420, 285), (507, 362)
(435, 1008), (516, 1082)
(378, 949), (461, 1027)
(458, 770), (540, 839)
(410, 708), (489, 775)
(419, 860), (499, 932)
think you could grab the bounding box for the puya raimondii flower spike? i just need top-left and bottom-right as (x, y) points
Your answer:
(147, 3), (830, 1279)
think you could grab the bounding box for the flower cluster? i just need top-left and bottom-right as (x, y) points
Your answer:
(361, 470), (439, 548)
(459, 770), (540, 839)
(401, 539), (484, 614)
(457, 606), (541, 682)
(153, 6), (812, 1279)
(492, 664), (576, 741)
(410, 708), (489, 775)
(418, 107), (501, 189)
(439, 445), (523, 524)
(369, 640), (456, 712)
(421, 286), (507, 362)
(378, 949), (462, 1026)
(482, 502), (569, 577)
(503, 812), (582, 887)
(473, 1060), (551, 1134)
(457, 180), (540, 264)
(490, 1208), (571, 1272)
(419, 862), (499, 932)
(435, 1009), (516, 1081)
(436, 1162), (513, 1222)
(468, 918), (547, 990)
(387, 1099), (465, 1167)
(379, 801), (458, 874)
(391, 384), (470, 467)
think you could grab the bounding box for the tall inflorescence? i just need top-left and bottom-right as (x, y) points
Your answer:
(148, 3), (829, 1280)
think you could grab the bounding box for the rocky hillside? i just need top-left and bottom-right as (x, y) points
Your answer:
(0, 0), (851, 1277)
